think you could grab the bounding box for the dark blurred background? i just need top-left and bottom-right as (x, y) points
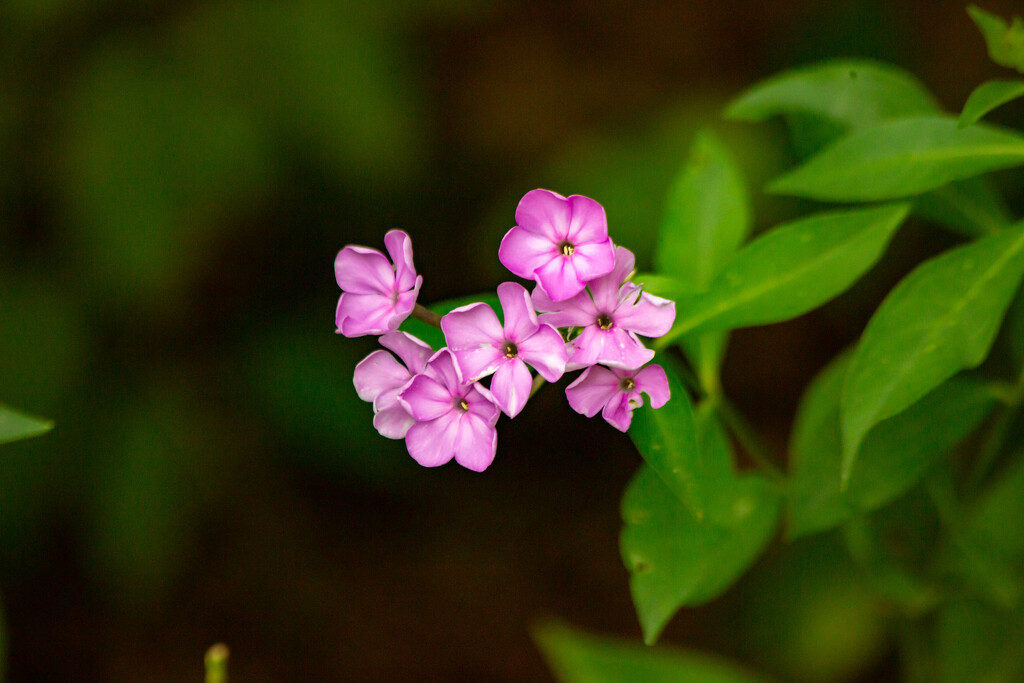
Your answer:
(1, 1), (1021, 681)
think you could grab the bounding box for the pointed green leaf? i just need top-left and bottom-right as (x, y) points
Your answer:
(841, 224), (1024, 486)
(968, 5), (1024, 74)
(621, 465), (780, 644)
(658, 129), (751, 287)
(726, 59), (940, 129)
(630, 273), (693, 302)
(658, 204), (909, 346)
(768, 117), (1024, 202)
(914, 176), (1011, 237)
(959, 79), (1024, 128)
(656, 130), (750, 385)
(534, 622), (771, 683)
(727, 60), (1008, 235)
(0, 404), (53, 446)
(789, 354), (997, 539)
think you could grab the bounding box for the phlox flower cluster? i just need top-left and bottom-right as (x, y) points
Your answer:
(335, 189), (676, 472)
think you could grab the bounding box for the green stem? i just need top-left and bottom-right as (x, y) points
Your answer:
(713, 396), (785, 481)
(529, 374), (546, 398)
(412, 303), (442, 329)
(205, 644), (229, 683)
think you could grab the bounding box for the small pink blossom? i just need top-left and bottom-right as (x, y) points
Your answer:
(353, 331), (433, 438)
(565, 364), (670, 432)
(498, 189), (615, 302)
(398, 349), (501, 472)
(335, 229), (422, 337)
(533, 246), (675, 370)
(441, 282), (567, 417)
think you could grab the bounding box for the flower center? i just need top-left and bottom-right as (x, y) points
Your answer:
(619, 377), (636, 392)
(504, 341), (519, 358)
(597, 314), (614, 330)
(456, 398), (470, 412)
(558, 240), (575, 257)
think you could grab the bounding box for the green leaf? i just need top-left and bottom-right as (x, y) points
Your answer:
(788, 354), (997, 539)
(726, 59), (940, 130)
(768, 117), (1024, 202)
(657, 204), (909, 346)
(0, 404), (53, 446)
(621, 465), (780, 644)
(841, 224), (1024, 486)
(627, 362), (704, 519)
(398, 292), (501, 351)
(534, 622), (771, 683)
(959, 80), (1024, 128)
(968, 5), (1024, 74)
(630, 273), (694, 301)
(914, 176), (1011, 237)
(656, 130), (750, 386)
(726, 60), (1008, 235)
(658, 129), (751, 288)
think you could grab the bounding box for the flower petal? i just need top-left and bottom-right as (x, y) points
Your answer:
(516, 323), (567, 382)
(514, 188), (571, 240)
(399, 374), (453, 422)
(532, 287), (597, 327)
(568, 327), (653, 370)
(498, 281), (539, 341)
(498, 226), (557, 279)
(635, 364), (670, 408)
(380, 330), (433, 374)
(335, 246), (395, 295)
(388, 277), (422, 330)
(565, 365), (619, 417)
(569, 239), (616, 284)
(615, 291), (676, 338)
(490, 359), (533, 417)
(452, 412), (498, 472)
(465, 383), (501, 425)
(353, 350), (410, 402)
(534, 255), (586, 302)
(422, 349), (463, 393)
(441, 303), (505, 381)
(384, 229), (418, 291)
(601, 392), (635, 432)
(405, 416), (459, 468)
(564, 194), (609, 245)
(337, 293), (397, 337)
(588, 246), (636, 312)
(373, 403), (416, 439)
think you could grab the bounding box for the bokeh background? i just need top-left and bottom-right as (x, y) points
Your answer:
(2, 1), (1022, 681)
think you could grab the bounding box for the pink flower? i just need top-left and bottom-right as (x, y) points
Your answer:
(398, 349), (501, 472)
(498, 189), (616, 302)
(565, 364), (670, 432)
(533, 246), (675, 370)
(353, 331), (433, 439)
(335, 229), (423, 337)
(441, 282), (567, 417)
